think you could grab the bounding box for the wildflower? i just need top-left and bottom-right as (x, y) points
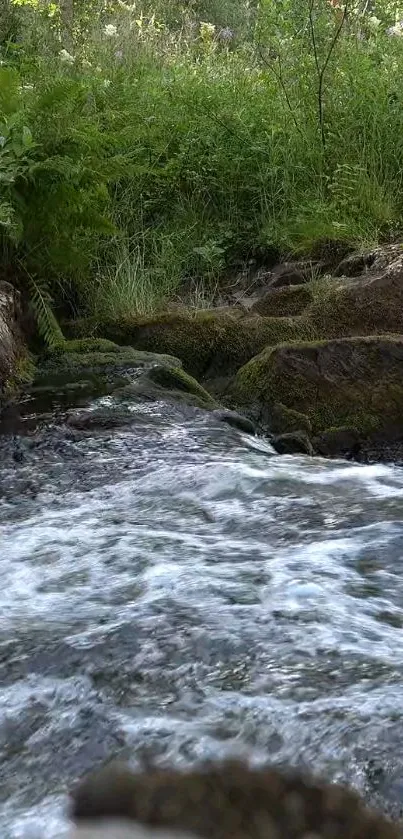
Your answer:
(387, 20), (403, 35)
(115, 49), (123, 61)
(200, 21), (216, 39)
(118, 0), (136, 11)
(59, 48), (75, 64)
(368, 15), (381, 30)
(103, 79), (111, 88)
(104, 23), (118, 37)
(218, 26), (234, 41)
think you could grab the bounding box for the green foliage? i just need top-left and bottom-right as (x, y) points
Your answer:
(1, 0), (403, 327)
(27, 275), (65, 346)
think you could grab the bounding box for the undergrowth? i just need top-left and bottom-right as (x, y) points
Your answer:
(1, 0), (403, 340)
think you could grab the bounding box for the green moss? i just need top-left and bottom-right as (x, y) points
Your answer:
(253, 285), (313, 318)
(36, 344), (182, 384)
(147, 365), (217, 407)
(52, 338), (121, 355)
(269, 403), (312, 434)
(306, 273), (403, 339)
(232, 335), (403, 439)
(4, 353), (36, 398)
(75, 310), (313, 379)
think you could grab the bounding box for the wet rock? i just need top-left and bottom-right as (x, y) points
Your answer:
(251, 284), (313, 317)
(313, 427), (361, 460)
(272, 431), (314, 456)
(231, 335), (403, 457)
(37, 339), (181, 383)
(212, 409), (256, 435)
(66, 406), (137, 431)
(116, 364), (218, 410)
(268, 403), (312, 435)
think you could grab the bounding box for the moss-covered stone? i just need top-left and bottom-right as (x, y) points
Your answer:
(313, 426), (361, 459)
(269, 403), (312, 435)
(72, 311), (313, 379)
(272, 431), (314, 456)
(50, 338), (122, 355)
(252, 285), (313, 317)
(36, 344), (181, 383)
(232, 335), (403, 441)
(144, 365), (217, 408)
(34, 338), (219, 412)
(4, 353), (36, 399)
(307, 255), (403, 339)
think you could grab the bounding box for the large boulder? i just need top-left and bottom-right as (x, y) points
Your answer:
(0, 281), (32, 410)
(231, 335), (403, 446)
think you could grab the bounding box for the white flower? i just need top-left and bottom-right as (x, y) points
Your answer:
(103, 79), (111, 88)
(82, 59), (92, 68)
(115, 49), (123, 61)
(200, 21), (216, 38)
(104, 23), (118, 37)
(118, 0), (136, 11)
(368, 15), (381, 29)
(387, 21), (403, 36)
(59, 48), (75, 64)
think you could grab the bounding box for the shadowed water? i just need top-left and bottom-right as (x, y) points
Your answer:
(1, 397), (403, 837)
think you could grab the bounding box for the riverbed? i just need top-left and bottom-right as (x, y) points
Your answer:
(1, 395), (403, 837)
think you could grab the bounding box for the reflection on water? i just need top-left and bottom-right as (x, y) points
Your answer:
(1, 398), (403, 836)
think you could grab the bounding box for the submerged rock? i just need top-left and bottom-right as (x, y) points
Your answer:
(212, 409), (256, 435)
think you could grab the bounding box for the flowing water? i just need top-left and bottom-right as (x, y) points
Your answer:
(1, 394), (403, 837)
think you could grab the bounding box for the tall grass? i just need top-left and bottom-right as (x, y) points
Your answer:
(1, 0), (403, 333)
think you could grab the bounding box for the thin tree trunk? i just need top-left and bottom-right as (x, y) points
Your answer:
(59, 0), (74, 50)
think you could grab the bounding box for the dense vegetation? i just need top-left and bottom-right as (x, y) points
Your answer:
(1, 0), (403, 339)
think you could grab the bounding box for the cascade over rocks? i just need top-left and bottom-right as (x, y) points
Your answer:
(6, 243), (403, 461)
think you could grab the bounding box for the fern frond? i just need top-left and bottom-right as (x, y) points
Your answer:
(27, 275), (65, 348)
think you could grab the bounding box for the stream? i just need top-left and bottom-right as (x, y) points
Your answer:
(1, 394), (403, 837)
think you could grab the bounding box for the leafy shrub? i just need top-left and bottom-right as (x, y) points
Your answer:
(1, 0), (403, 338)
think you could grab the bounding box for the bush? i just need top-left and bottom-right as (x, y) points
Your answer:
(1, 0), (403, 337)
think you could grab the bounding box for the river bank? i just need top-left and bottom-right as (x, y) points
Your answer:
(4, 242), (403, 464)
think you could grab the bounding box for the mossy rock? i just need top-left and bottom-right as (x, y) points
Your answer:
(141, 365), (217, 409)
(76, 310), (313, 379)
(36, 342), (181, 384)
(307, 256), (403, 339)
(49, 338), (122, 355)
(35, 337), (218, 412)
(231, 335), (403, 441)
(252, 285), (313, 318)
(269, 403), (312, 435)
